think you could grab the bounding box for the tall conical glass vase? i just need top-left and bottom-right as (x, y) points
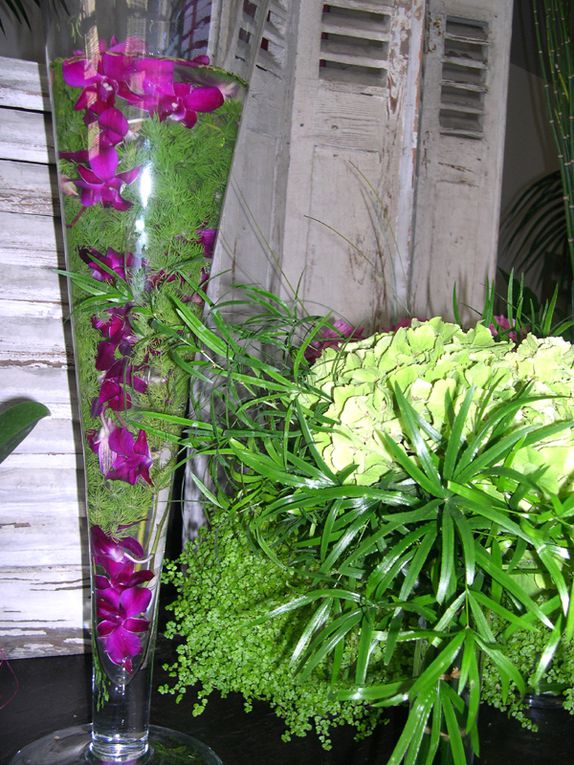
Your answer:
(10, 2), (268, 763)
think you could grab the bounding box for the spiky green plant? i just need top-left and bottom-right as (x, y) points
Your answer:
(134, 287), (574, 764)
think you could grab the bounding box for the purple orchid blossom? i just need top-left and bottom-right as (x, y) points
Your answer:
(80, 246), (134, 282)
(73, 147), (140, 211)
(92, 306), (137, 354)
(91, 358), (148, 415)
(59, 149), (90, 164)
(63, 37), (145, 120)
(96, 585), (151, 671)
(90, 525), (154, 671)
(196, 227), (217, 259)
(124, 80), (224, 128)
(88, 421), (153, 486)
(305, 319), (364, 363)
(91, 525), (151, 582)
(97, 107), (130, 147)
(489, 314), (527, 345)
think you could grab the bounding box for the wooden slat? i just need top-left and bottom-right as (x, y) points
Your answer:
(0, 315), (70, 364)
(0, 56), (47, 110)
(0, 107), (53, 164)
(0, 209), (60, 260)
(8, 414), (79, 456)
(1, 365), (76, 404)
(0, 565), (89, 659)
(0, 159), (57, 215)
(0, 518), (85, 567)
(0, 462), (82, 501)
(0, 264), (66, 304)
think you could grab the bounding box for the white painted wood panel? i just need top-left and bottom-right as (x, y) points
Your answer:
(0, 107), (53, 163)
(409, 0), (513, 321)
(0, 57), (48, 110)
(0, 566), (89, 658)
(212, 0), (425, 331)
(0, 56), (83, 659)
(0, 159), (57, 216)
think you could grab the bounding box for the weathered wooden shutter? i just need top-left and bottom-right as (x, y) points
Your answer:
(0, 59), (88, 658)
(212, 0), (426, 329)
(409, 0), (514, 322)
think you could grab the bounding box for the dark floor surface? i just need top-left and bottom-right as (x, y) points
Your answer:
(1, 641), (573, 765)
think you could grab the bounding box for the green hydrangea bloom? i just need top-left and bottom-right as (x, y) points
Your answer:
(305, 319), (574, 495)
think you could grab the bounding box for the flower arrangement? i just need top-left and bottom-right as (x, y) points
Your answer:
(139, 289), (574, 764)
(50, 31), (245, 676)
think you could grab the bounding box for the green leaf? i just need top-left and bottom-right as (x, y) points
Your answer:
(437, 506), (455, 604)
(475, 547), (553, 629)
(466, 642), (481, 733)
(469, 589), (536, 633)
(380, 431), (447, 498)
(475, 636), (526, 698)
(531, 616), (563, 693)
(440, 682), (468, 765)
(410, 631), (466, 698)
(565, 579), (574, 640)
(430, 592), (467, 648)
(443, 386), (476, 480)
(337, 678), (411, 704)
(355, 614), (377, 685)
(399, 525), (438, 600)
(300, 608), (363, 678)
(0, 401), (50, 464)
(452, 505), (476, 586)
(387, 688), (435, 765)
(392, 384), (445, 495)
(467, 592), (496, 642)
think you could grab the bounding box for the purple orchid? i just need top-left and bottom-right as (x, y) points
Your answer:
(489, 314), (527, 345)
(305, 319), (365, 362)
(96, 585), (151, 672)
(125, 79), (224, 128)
(90, 525), (155, 671)
(88, 422), (153, 486)
(73, 147), (140, 211)
(91, 357), (148, 415)
(97, 107), (130, 147)
(59, 149), (90, 164)
(92, 306), (137, 354)
(91, 525), (151, 583)
(63, 37), (145, 120)
(80, 246), (134, 282)
(196, 227), (217, 259)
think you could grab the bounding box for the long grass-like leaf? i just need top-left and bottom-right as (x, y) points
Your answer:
(531, 615), (563, 692)
(410, 631), (466, 698)
(380, 432), (447, 497)
(440, 683), (468, 765)
(475, 547), (553, 629)
(393, 385), (445, 495)
(300, 609), (363, 678)
(443, 387), (476, 481)
(475, 635), (526, 698)
(386, 689), (435, 765)
(437, 506), (455, 604)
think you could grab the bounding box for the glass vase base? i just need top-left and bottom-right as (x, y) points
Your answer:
(9, 724), (222, 765)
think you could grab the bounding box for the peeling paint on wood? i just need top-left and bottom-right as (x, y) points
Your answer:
(0, 57), (85, 659)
